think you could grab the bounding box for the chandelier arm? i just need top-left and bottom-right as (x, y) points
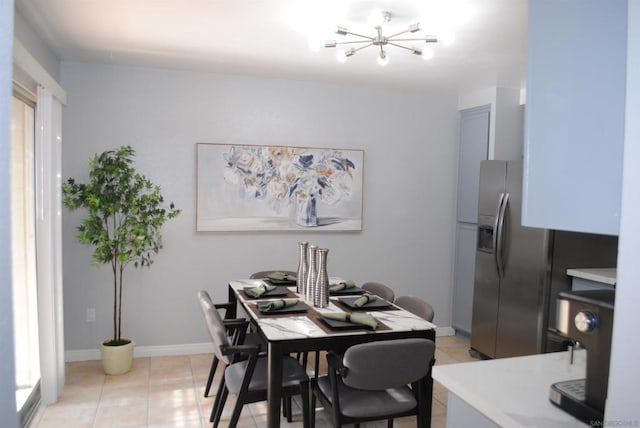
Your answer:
(386, 28), (413, 39)
(332, 40), (375, 46)
(386, 42), (418, 52)
(343, 31), (375, 40)
(389, 37), (438, 43)
(351, 42), (375, 53)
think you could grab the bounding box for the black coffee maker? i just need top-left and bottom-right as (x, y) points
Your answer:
(549, 289), (615, 425)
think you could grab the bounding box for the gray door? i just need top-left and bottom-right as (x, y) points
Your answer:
(470, 161), (506, 358)
(494, 160), (551, 358)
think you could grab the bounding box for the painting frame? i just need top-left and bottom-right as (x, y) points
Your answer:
(196, 142), (364, 232)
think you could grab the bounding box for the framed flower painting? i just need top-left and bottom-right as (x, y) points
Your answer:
(196, 143), (364, 231)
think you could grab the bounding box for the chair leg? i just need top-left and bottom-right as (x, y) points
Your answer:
(228, 390), (246, 428)
(313, 352), (321, 378)
(211, 376), (227, 425)
(310, 382), (316, 428)
(387, 418), (394, 428)
(204, 355), (219, 397)
(283, 396), (293, 422)
(297, 351), (309, 370)
(301, 380), (310, 428)
(212, 386), (228, 427)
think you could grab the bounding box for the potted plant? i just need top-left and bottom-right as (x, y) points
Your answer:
(62, 145), (180, 375)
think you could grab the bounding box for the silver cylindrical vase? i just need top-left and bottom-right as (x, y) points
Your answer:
(297, 241), (309, 295)
(305, 245), (318, 302)
(314, 248), (330, 308)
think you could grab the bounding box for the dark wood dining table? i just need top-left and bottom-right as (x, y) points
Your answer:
(228, 279), (437, 428)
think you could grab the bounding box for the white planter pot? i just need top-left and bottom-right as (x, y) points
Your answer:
(100, 338), (135, 375)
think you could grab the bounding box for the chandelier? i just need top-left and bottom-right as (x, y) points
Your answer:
(324, 11), (440, 66)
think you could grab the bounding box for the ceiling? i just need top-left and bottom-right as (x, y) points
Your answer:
(16, 0), (527, 93)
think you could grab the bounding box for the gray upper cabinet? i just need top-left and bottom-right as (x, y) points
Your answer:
(522, 0), (626, 236)
(457, 106), (490, 224)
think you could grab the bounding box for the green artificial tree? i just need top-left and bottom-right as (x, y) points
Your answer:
(62, 146), (180, 346)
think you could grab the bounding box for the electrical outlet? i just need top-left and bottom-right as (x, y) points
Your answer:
(86, 308), (96, 322)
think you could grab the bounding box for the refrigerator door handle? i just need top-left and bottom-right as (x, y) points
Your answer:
(493, 192), (505, 276)
(496, 192), (510, 277)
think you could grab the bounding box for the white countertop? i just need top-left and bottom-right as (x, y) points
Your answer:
(433, 350), (588, 427)
(566, 268), (616, 285)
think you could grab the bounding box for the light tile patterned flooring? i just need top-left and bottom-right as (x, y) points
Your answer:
(29, 335), (476, 428)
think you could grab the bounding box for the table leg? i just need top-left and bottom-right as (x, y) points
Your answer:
(411, 374), (430, 428)
(227, 286), (237, 318)
(267, 341), (283, 428)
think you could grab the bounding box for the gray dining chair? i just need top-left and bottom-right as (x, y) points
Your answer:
(197, 291), (265, 400)
(394, 295), (435, 322)
(361, 282), (395, 302)
(310, 338), (436, 428)
(198, 290), (310, 428)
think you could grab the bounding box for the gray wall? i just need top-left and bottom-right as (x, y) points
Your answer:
(13, 8), (60, 82)
(60, 62), (459, 350)
(2, 0), (18, 425)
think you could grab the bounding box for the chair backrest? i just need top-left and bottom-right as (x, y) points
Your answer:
(249, 270), (297, 279)
(341, 338), (435, 390)
(394, 296), (435, 322)
(361, 282), (395, 302)
(197, 290), (231, 365)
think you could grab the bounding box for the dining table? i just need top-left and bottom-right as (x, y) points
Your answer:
(227, 278), (437, 428)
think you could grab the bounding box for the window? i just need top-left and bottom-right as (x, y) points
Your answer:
(11, 88), (40, 425)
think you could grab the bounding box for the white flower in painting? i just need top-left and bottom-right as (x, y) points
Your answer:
(224, 145), (356, 213)
(292, 174), (320, 199)
(267, 180), (288, 200)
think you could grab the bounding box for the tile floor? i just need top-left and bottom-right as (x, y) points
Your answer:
(29, 335), (476, 428)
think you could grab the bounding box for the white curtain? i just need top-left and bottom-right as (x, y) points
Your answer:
(35, 86), (65, 405)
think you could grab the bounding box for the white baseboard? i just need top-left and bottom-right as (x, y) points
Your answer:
(436, 326), (456, 337)
(65, 328), (456, 362)
(65, 342), (214, 362)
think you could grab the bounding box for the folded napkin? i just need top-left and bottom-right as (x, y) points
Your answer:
(258, 298), (299, 312)
(267, 272), (297, 281)
(329, 280), (356, 292)
(354, 293), (377, 308)
(321, 312), (378, 330)
(246, 283), (277, 298)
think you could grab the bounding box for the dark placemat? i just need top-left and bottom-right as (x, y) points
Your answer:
(329, 286), (366, 296)
(240, 287), (292, 300)
(249, 300), (309, 316)
(264, 278), (297, 287)
(307, 309), (391, 334)
(335, 296), (396, 311)
(305, 306), (391, 333)
(318, 317), (377, 330)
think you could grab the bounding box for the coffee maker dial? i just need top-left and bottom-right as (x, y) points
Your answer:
(574, 311), (598, 333)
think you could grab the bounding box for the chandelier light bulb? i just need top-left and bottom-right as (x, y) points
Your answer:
(377, 52), (389, 66)
(336, 49), (348, 63)
(422, 47), (435, 60)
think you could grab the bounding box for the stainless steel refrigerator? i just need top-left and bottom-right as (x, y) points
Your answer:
(470, 160), (618, 359)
